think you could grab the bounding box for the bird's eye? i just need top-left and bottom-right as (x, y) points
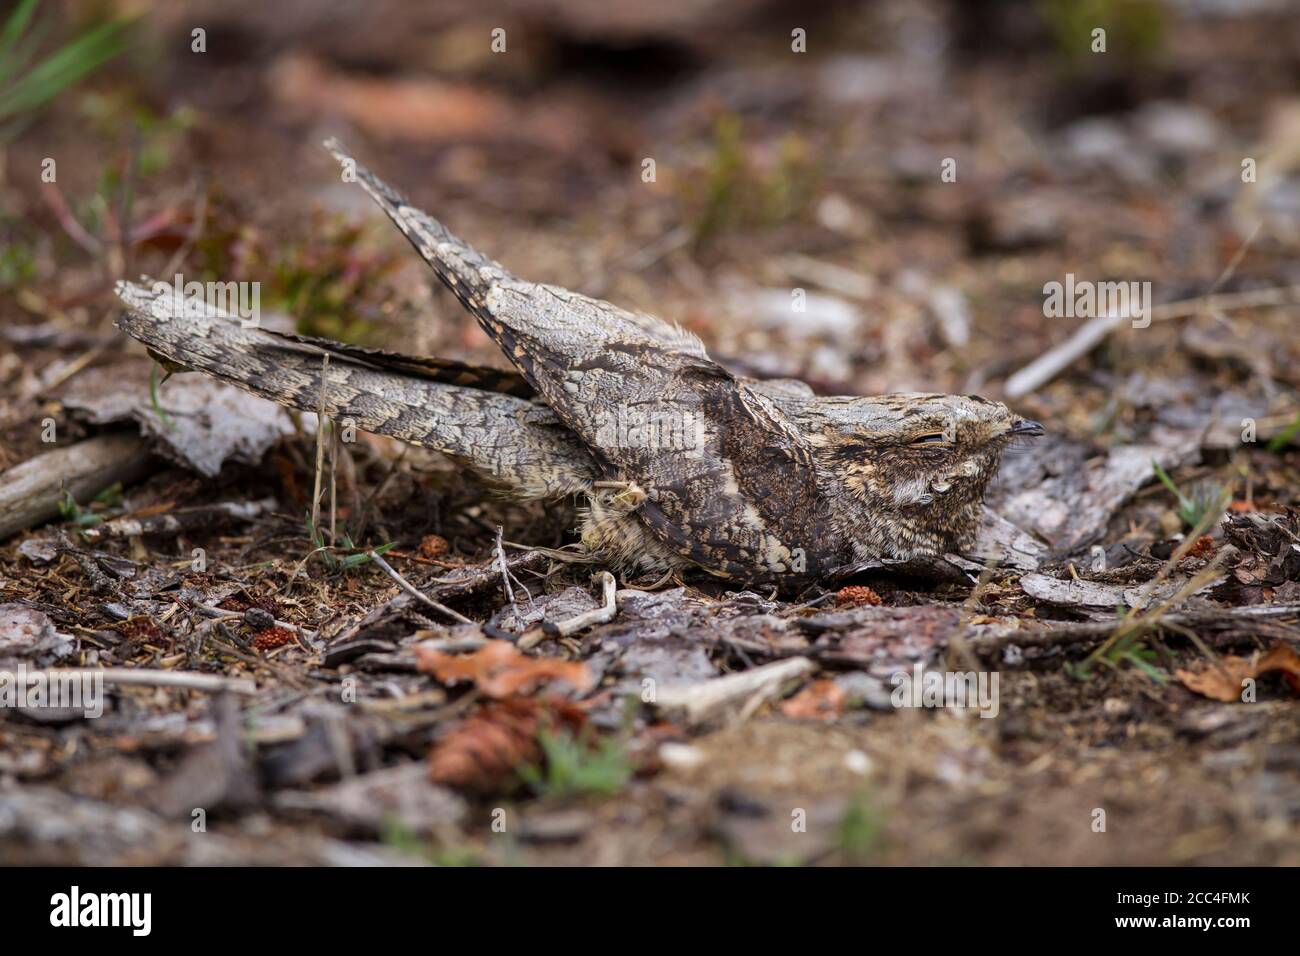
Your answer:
(911, 433), (949, 445)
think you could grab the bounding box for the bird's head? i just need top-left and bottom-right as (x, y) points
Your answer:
(807, 392), (1043, 559)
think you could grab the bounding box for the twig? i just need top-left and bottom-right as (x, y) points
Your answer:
(114, 130), (140, 280)
(352, 444), (406, 543)
(310, 354), (330, 534)
(655, 656), (816, 725)
(501, 539), (598, 564)
(40, 180), (102, 256)
(368, 550), (474, 625)
(779, 592), (837, 616)
(1078, 496), (1230, 670)
(82, 497), (277, 542)
(1004, 281), (1300, 399)
(27, 668), (257, 694)
(494, 526), (516, 608)
(969, 604), (1300, 655)
(329, 416), (338, 547)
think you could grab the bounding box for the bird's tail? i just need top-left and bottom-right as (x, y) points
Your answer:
(113, 280), (596, 500)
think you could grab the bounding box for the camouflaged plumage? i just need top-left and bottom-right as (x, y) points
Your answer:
(114, 141), (1042, 591)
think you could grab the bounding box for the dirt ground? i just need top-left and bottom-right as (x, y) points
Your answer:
(2, 0), (1300, 866)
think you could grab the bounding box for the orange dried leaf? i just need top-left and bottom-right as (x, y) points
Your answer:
(1258, 644), (1300, 694)
(1176, 642), (1300, 702)
(780, 679), (846, 721)
(416, 639), (593, 698)
(428, 697), (586, 792)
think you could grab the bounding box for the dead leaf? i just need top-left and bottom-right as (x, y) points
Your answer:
(125, 501), (176, 519)
(780, 680), (846, 721)
(1176, 643), (1300, 702)
(428, 697), (585, 792)
(416, 639), (593, 698)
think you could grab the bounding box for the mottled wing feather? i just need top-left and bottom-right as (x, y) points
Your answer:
(323, 143), (837, 581)
(113, 281), (596, 500)
(267, 331), (535, 397)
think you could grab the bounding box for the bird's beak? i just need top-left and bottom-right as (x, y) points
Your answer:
(1007, 419), (1045, 437)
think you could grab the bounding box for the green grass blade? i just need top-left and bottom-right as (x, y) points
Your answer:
(0, 0), (39, 86)
(1267, 412), (1300, 453)
(1151, 458), (1192, 512)
(0, 18), (130, 124)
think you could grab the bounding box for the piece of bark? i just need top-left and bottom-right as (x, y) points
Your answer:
(805, 605), (966, 676)
(154, 693), (261, 819)
(0, 433), (155, 541)
(1019, 572), (1220, 610)
(949, 509), (1046, 572)
(992, 435), (1198, 557)
(0, 604), (76, 667)
(59, 362), (295, 478)
(274, 763), (466, 834)
(655, 657), (816, 725)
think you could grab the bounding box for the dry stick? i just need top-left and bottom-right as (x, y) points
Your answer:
(27, 668), (256, 694)
(367, 549), (474, 625)
(520, 571), (617, 649)
(310, 354), (330, 535)
(82, 497), (278, 542)
(204, 632), (311, 687)
(1004, 279), (1300, 399)
(494, 527), (536, 612)
(115, 130), (140, 281)
(0, 433), (155, 540)
(40, 346), (106, 392)
(494, 526), (516, 608)
(500, 538), (598, 564)
(1200, 221), (1262, 312)
(949, 554), (1001, 673)
(40, 179), (102, 256)
(656, 656), (816, 726)
(1003, 227), (1279, 403)
(970, 603), (1300, 655)
(329, 419), (338, 547)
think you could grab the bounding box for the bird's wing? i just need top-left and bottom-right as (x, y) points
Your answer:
(267, 331), (534, 397)
(114, 280), (597, 500)
(327, 141), (838, 582)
